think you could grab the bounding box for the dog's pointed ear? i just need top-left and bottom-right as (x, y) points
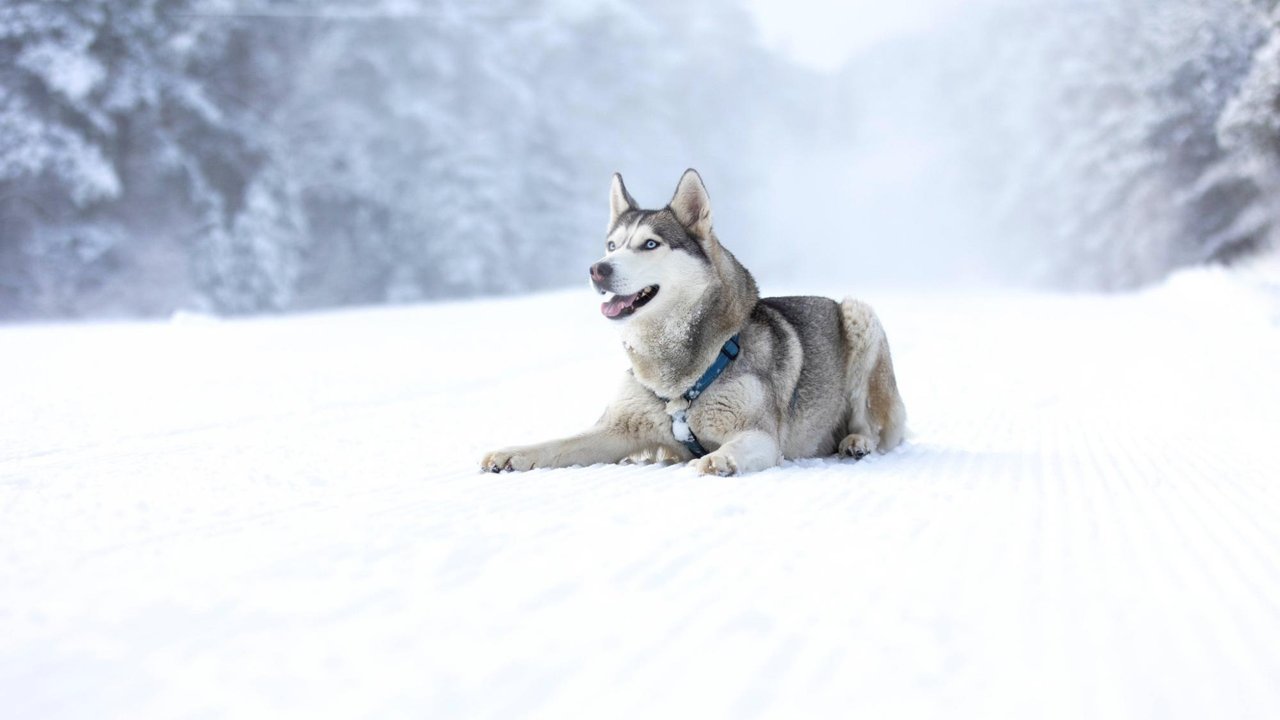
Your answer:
(609, 173), (637, 230)
(669, 168), (713, 239)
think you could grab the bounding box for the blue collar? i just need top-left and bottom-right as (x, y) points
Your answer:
(668, 334), (740, 458)
(684, 334), (740, 401)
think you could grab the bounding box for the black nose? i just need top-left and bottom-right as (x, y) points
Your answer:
(590, 262), (613, 282)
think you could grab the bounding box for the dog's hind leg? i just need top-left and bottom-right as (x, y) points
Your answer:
(839, 298), (907, 459)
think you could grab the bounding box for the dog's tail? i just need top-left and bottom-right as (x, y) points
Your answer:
(840, 298), (907, 452)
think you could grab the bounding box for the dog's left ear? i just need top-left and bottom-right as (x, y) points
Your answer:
(669, 168), (713, 240)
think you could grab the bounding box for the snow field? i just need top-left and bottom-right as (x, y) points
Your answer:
(2, 270), (1279, 718)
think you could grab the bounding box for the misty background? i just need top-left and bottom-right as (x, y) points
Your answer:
(2, 0), (1278, 320)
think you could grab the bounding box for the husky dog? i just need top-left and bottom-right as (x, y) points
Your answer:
(481, 169), (906, 476)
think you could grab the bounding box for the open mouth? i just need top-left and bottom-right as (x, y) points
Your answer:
(601, 285), (659, 319)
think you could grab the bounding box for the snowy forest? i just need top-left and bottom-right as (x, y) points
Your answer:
(2, 0), (1279, 319)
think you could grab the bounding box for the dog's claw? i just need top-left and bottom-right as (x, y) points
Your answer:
(480, 448), (543, 473)
(480, 452), (509, 473)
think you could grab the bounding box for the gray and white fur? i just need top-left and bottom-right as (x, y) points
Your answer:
(481, 169), (906, 476)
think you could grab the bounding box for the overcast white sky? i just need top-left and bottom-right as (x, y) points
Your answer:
(745, 0), (973, 70)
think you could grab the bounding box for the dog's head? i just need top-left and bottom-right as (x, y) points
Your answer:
(590, 169), (719, 321)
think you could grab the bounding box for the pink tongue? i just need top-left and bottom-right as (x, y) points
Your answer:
(601, 293), (637, 318)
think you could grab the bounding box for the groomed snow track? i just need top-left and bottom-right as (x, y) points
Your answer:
(2, 272), (1279, 718)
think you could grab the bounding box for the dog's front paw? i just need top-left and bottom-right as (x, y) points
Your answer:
(839, 433), (877, 460)
(692, 450), (738, 477)
(480, 448), (540, 473)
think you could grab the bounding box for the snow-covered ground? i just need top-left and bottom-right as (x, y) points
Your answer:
(3, 271), (1279, 718)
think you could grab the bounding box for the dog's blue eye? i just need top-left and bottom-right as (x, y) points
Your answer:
(645, 240), (659, 249)
(607, 241), (616, 251)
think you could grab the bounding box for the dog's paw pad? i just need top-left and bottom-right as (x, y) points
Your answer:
(839, 434), (876, 461)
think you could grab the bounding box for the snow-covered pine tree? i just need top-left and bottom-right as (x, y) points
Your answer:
(0, 0), (282, 316)
(1218, 0), (1280, 260)
(2, 1), (134, 316)
(971, 0), (1272, 287)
